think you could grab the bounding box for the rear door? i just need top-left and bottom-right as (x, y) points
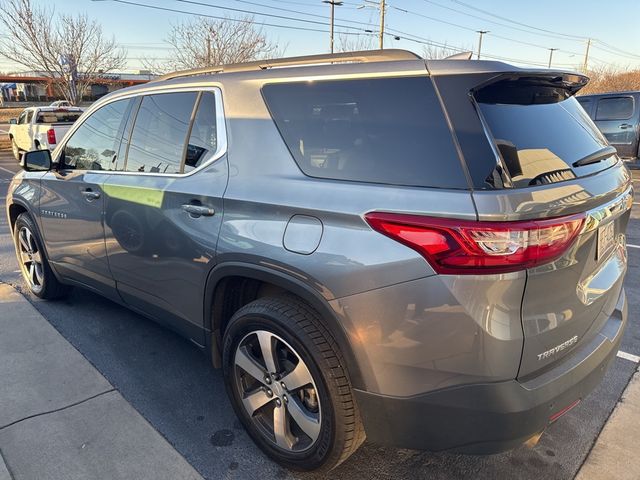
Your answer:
(103, 89), (228, 343)
(467, 75), (632, 378)
(593, 95), (639, 158)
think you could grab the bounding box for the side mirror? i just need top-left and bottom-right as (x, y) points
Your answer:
(20, 149), (52, 172)
(9, 118), (17, 125)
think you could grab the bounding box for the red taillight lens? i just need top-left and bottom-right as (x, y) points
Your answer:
(47, 128), (56, 145)
(364, 212), (585, 275)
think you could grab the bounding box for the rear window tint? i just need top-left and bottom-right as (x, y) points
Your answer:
(479, 97), (614, 188)
(262, 77), (467, 189)
(36, 111), (82, 123)
(595, 97), (634, 120)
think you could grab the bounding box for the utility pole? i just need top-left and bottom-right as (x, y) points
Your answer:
(583, 38), (591, 72)
(379, 0), (386, 50)
(548, 48), (558, 68)
(476, 30), (489, 60)
(323, 0), (343, 54)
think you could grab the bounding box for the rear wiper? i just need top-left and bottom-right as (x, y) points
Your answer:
(572, 146), (617, 167)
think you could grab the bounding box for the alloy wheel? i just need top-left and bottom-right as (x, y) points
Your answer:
(17, 226), (44, 292)
(233, 330), (322, 452)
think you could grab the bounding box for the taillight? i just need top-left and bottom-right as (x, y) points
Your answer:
(47, 128), (56, 145)
(364, 212), (585, 275)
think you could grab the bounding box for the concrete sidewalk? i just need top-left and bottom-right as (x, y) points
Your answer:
(0, 283), (202, 480)
(576, 370), (640, 480)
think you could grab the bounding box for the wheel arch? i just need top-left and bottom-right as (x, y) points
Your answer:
(204, 262), (365, 390)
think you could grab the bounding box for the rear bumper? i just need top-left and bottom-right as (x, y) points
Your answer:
(355, 288), (627, 454)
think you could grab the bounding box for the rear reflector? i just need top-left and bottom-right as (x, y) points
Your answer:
(364, 212), (585, 275)
(549, 399), (581, 423)
(46, 128), (56, 145)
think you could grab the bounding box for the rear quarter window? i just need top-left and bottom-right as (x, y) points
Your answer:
(262, 76), (467, 189)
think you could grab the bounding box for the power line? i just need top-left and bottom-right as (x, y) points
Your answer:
(448, 0), (588, 40)
(95, 0), (370, 35)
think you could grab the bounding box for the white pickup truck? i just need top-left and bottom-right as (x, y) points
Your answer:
(8, 106), (83, 160)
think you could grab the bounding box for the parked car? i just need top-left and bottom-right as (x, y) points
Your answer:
(577, 91), (640, 159)
(8, 106), (83, 160)
(5, 50), (632, 472)
(49, 100), (72, 108)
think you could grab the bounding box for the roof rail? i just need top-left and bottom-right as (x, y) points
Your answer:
(155, 49), (421, 82)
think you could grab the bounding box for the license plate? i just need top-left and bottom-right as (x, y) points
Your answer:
(597, 222), (615, 260)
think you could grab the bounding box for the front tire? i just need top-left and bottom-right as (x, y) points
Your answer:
(222, 296), (365, 472)
(13, 213), (69, 299)
(11, 138), (20, 161)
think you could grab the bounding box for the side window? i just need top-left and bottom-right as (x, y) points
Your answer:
(125, 92), (197, 174)
(18, 112), (27, 124)
(595, 97), (634, 121)
(26, 111), (34, 123)
(262, 77), (466, 188)
(184, 92), (218, 173)
(62, 98), (133, 171)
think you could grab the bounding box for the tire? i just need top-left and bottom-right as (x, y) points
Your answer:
(11, 138), (21, 161)
(13, 213), (69, 300)
(222, 296), (365, 472)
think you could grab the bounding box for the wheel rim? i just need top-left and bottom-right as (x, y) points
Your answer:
(17, 226), (44, 292)
(233, 330), (322, 452)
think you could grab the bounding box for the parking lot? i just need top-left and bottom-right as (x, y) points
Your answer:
(0, 146), (639, 480)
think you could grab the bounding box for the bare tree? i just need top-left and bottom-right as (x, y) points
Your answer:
(579, 65), (640, 95)
(0, 0), (126, 104)
(336, 33), (377, 52)
(144, 16), (280, 74)
(421, 42), (471, 59)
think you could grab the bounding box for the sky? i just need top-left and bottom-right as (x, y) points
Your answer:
(1, 0), (640, 73)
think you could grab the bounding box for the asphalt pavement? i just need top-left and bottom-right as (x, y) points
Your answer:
(0, 148), (639, 480)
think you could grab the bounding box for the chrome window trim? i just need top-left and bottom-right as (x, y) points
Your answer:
(52, 85), (227, 178)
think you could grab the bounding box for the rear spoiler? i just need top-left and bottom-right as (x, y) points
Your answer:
(471, 72), (589, 105)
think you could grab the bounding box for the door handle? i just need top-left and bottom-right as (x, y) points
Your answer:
(619, 124), (633, 129)
(81, 189), (101, 201)
(182, 204), (215, 217)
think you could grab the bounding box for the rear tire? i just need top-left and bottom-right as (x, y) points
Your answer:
(13, 213), (69, 300)
(222, 296), (365, 472)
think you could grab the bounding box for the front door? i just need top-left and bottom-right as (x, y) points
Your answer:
(39, 98), (135, 300)
(103, 89), (227, 344)
(594, 95), (639, 158)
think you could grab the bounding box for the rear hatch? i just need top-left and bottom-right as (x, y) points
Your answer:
(433, 69), (633, 379)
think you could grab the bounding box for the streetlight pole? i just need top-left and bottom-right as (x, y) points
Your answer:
(323, 0), (343, 54)
(548, 48), (558, 68)
(476, 30), (489, 60)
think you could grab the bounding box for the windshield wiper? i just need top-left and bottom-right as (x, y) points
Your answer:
(572, 146), (617, 167)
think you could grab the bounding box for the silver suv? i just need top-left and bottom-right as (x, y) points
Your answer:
(6, 50), (633, 472)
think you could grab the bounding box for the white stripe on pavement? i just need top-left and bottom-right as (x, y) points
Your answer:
(628, 244), (640, 249)
(617, 351), (640, 363)
(0, 165), (16, 175)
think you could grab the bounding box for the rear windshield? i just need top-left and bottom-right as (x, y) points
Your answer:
(262, 77), (468, 189)
(36, 111), (82, 124)
(478, 96), (615, 188)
